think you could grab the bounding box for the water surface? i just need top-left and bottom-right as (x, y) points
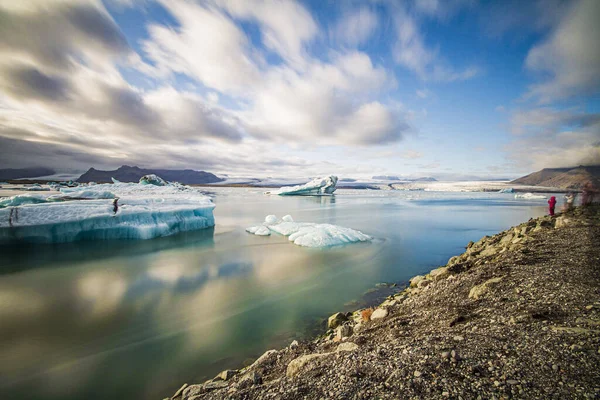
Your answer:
(0, 188), (549, 399)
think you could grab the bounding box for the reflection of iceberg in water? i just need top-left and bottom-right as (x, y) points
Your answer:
(265, 176), (338, 196)
(0, 226), (216, 275)
(514, 193), (546, 200)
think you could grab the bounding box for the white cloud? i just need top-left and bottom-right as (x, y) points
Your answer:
(142, 1), (261, 94)
(216, 0), (318, 66)
(330, 7), (378, 46)
(391, 4), (479, 82)
(525, 0), (600, 102)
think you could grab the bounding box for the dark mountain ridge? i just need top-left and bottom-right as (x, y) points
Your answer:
(511, 165), (600, 189)
(77, 165), (223, 184)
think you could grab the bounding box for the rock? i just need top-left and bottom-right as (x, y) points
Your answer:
(469, 276), (504, 300)
(249, 349), (278, 369)
(429, 266), (450, 281)
(238, 371), (262, 388)
(336, 342), (359, 352)
(171, 383), (188, 399)
(287, 353), (330, 378)
(447, 255), (461, 266)
(290, 340), (299, 348)
(335, 324), (353, 340)
(441, 351), (450, 359)
(479, 246), (499, 257)
(453, 336), (464, 341)
(414, 370), (422, 378)
(417, 278), (432, 288)
(409, 275), (426, 288)
(217, 370), (237, 381)
(370, 308), (389, 320)
(328, 312), (348, 329)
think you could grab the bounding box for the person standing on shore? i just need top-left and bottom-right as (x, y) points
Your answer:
(548, 196), (556, 216)
(564, 193), (575, 211)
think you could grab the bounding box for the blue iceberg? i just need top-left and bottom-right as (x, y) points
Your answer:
(0, 179), (215, 244)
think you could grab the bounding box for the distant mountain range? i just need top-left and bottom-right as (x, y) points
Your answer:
(0, 167), (55, 180)
(372, 176), (437, 182)
(77, 165), (223, 184)
(511, 165), (600, 190)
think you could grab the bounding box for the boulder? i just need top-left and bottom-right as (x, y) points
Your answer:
(238, 371), (262, 388)
(371, 308), (389, 320)
(327, 312), (348, 329)
(336, 342), (359, 352)
(287, 353), (330, 378)
(216, 370), (237, 381)
(429, 266), (450, 281)
(469, 276), (504, 300)
(335, 324), (353, 340)
(409, 275), (426, 288)
(249, 349), (277, 369)
(171, 383), (188, 399)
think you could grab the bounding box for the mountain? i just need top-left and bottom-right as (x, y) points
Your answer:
(511, 165), (600, 189)
(77, 165), (223, 184)
(0, 167), (55, 180)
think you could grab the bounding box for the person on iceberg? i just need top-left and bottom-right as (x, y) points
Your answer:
(548, 196), (556, 216)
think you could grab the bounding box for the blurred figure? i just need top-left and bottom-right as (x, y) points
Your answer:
(548, 196), (556, 216)
(563, 192), (576, 211)
(581, 182), (598, 206)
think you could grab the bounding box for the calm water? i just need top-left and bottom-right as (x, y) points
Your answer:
(0, 188), (549, 400)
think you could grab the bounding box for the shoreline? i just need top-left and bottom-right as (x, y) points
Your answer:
(166, 205), (600, 399)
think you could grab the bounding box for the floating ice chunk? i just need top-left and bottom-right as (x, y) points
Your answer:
(0, 181), (215, 244)
(139, 174), (167, 186)
(282, 215), (294, 222)
(265, 176), (338, 196)
(111, 177), (121, 184)
(22, 184), (50, 192)
(246, 214), (371, 248)
(246, 226), (271, 236)
(498, 188), (514, 193)
(288, 224), (372, 247)
(515, 193), (546, 200)
(265, 215), (278, 224)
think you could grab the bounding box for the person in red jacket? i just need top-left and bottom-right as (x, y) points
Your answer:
(548, 196), (557, 216)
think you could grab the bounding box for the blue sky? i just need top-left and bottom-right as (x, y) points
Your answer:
(0, 0), (598, 179)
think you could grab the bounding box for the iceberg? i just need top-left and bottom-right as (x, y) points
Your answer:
(514, 193), (546, 200)
(265, 176), (338, 196)
(246, 214), (371, 248)
(139, 174), (167, 186)
(498, 188), (514, 193)
(0, 179), (215, 244)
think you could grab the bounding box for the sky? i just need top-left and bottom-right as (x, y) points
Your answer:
(0, 0), (598, 180)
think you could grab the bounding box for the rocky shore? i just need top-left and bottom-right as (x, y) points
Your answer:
(166, 206), (600, 400)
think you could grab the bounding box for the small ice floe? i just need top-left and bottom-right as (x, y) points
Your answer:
(514, 193), (546, 200)
(265, 176), (338, 196)
(246, 214), (372, 248)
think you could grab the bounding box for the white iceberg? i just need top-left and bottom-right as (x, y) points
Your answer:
(514, 193), (546, 200)
(246, 214), (371, 248)
(0, 179), (215, 244)
(139, 174), (167, 186)
(265, 176), (338, 196)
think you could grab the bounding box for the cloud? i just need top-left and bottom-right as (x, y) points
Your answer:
(416, 89), (429, 98)
(0, 0), (129, 71)
(0, 65), (71, 101)
(511, 108), (600, 135)
(216, 0), (318, 65)
(141, 1), (261, 94)
(524, 0), (600, 102)
(506, 107), (600, 170)
(391, 3), (479, 82)
(330, 7), (378, 46)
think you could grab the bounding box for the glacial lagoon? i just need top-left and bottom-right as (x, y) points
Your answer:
(0, 187), (550, 400)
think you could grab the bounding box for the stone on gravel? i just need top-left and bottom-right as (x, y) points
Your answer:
(430, 266), (450, 281)
(370, 308), (389, 320)
(336, 342), (359, 352)
(287, 353), (330, 378)
(469, 276), (504, 300)
(328, 312), (348, 329)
